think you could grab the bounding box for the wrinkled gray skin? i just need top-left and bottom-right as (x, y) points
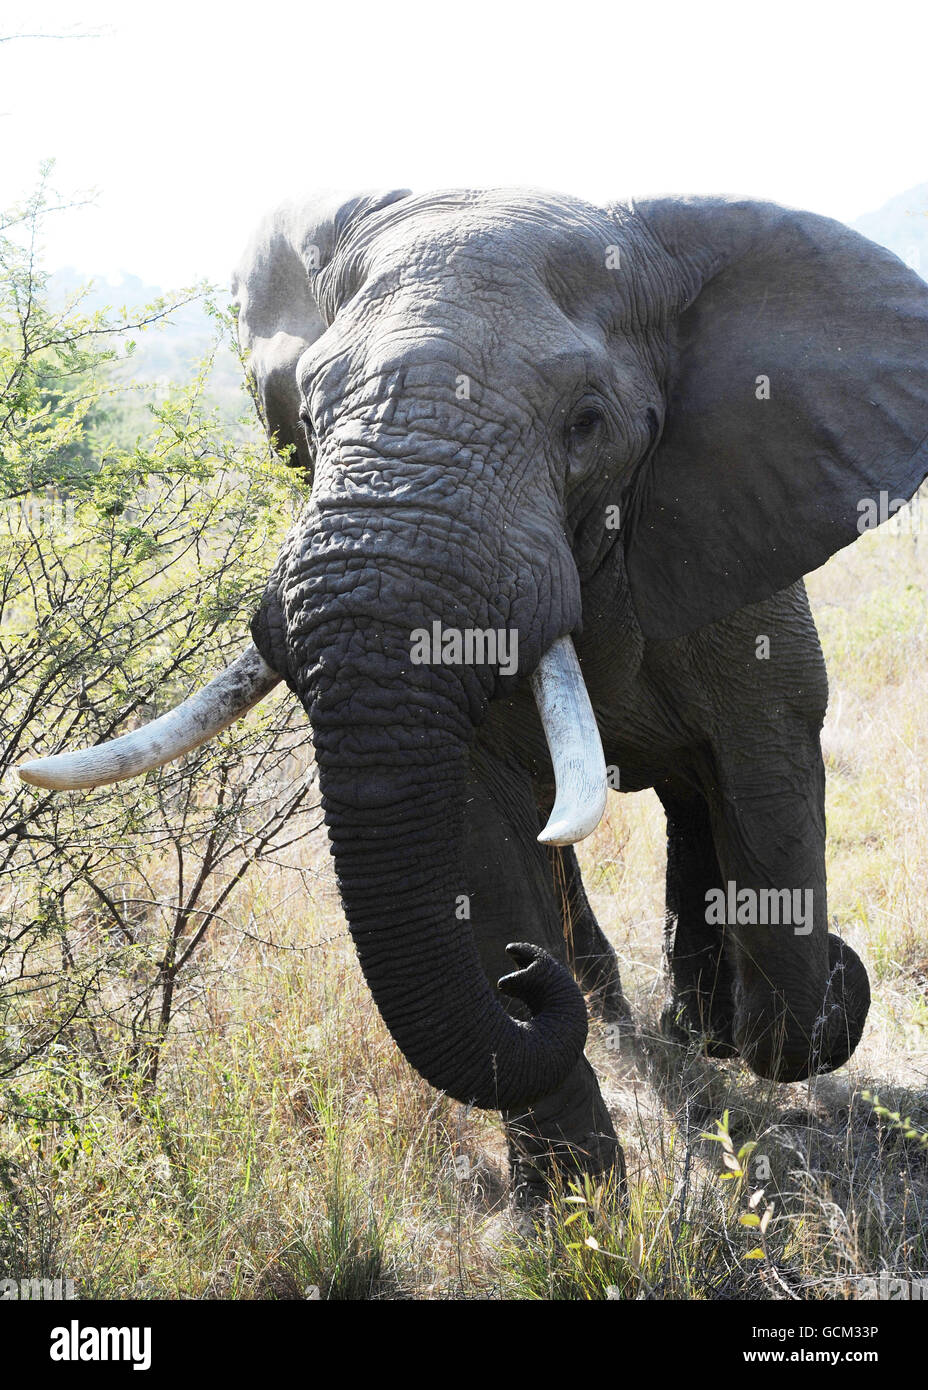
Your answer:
(234, 189), (928, 1197)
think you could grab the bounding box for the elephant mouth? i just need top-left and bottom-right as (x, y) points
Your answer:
(16, 634), (608, 847)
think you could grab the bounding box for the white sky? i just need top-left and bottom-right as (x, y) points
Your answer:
(2, 0), (926, 289)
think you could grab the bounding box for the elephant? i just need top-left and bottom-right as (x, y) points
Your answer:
(19, 187), (928, 1206)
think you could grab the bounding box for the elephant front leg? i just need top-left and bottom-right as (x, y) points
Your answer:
(463, 751), (624, 1204)
(707, 748), (870, 1081)
(657, 784), (738, 1056)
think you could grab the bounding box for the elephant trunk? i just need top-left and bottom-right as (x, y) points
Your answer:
(297, 618), (589, 1109)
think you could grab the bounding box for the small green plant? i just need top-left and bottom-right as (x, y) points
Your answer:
(862, 1091), (928, 1150)
(701, 1110), (774, 1262)
(502, 1168), (643, 1300)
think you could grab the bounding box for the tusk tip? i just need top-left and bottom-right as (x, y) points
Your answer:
(537, 818), (595, 847)
(537, 789), (608, 846)
(536, 826), (576, 847)
(17, 761), (65, 789)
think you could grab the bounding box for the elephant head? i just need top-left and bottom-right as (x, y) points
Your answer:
(20, 187), (928, 1103)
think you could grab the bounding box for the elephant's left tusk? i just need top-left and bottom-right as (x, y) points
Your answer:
(532, 636), (608, 846)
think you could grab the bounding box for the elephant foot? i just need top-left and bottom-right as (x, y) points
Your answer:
(598, 980), (634, 1029)
(508, 1135), (627, 1238)
(508, 1174), (556, 1239)
(508, 1130), (627, 1190)
(736, 934), (871, 1081)
(602, 1003), (637, 1058)
(660, 997), (738, 1059)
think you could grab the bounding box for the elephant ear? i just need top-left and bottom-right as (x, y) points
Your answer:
(620, 197), (928, 640)
(232, 188), (411, 470)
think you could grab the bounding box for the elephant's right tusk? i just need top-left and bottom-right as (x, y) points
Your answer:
(17, 644), (281, 790)
(532, 636), (608, 846)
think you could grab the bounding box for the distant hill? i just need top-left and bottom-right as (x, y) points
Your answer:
(852, 182), (928, 280)
(47, 268), (246, 420)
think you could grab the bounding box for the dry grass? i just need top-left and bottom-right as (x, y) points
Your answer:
(3, 521), (928, 1299)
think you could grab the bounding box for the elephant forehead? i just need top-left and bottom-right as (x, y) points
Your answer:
(361, 187), (619, 253)
(318, 190), (636, 324)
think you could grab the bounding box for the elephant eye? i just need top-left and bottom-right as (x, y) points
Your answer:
(299, 405), (317, 447)
(566, 404), (605, 457)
